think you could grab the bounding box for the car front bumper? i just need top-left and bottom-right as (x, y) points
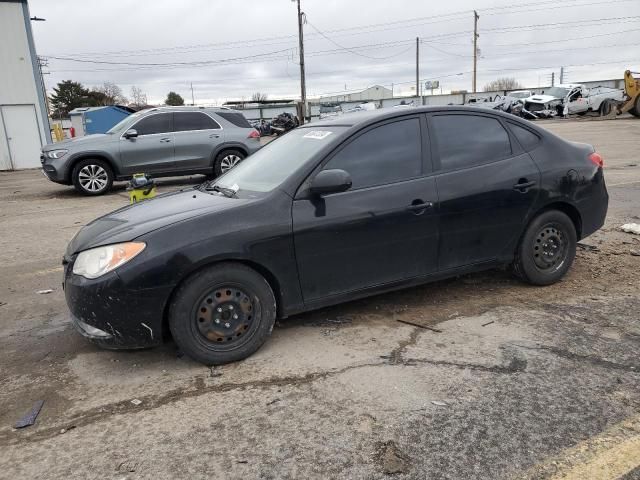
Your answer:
(41, 153), (70, 183)
(64, 259), (171, 349)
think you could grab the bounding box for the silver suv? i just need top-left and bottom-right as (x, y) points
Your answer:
(41, 106), (261, 195)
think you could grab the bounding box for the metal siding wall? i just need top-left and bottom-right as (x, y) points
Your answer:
(0, 2), (49, 170)
(0, 113), (12, 170)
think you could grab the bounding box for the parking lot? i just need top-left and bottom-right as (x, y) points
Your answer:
(1, 119), (639, 479)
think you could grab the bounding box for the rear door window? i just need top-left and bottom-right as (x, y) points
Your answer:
(132, 113), (173, 136)
(174, 112), (220, 132)
(324, 118), (422, 189)
(432, 114), (512, 170)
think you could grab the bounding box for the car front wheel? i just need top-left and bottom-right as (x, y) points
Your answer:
(168, 263), (277, 365)
(214, 149), (246, 177)
(72, 159), (113, 196)
(513, 210), (577, 286)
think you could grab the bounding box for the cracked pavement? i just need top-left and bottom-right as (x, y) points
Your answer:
(1, 120), (639, 479)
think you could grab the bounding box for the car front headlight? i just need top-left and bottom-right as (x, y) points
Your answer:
(73, 242), (146, 279)
(46, 149), (68, 159)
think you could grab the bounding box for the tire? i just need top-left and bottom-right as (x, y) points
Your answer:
(630, 95), (640, 118)
(599, 99), (613, 117)
(213, 149), (246, 177)
(71, 158), (113, 196)
(168, 263), (277, 365)
(512, 210), (577, 286)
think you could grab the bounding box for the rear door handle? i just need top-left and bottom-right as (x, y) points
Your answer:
(513, 180), (536, 192)
(407, 201), (434, 214)
(160, 137), (171, 143)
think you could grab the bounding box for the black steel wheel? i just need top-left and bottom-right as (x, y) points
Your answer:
(513, 210), (577, 286)
(169, 263), (276, 365)
(193, 286), (257, 349)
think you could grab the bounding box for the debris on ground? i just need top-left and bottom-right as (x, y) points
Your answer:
(14, 400), (44, 428)
(376, 440), (409, 475)
(36, 289), (53, 295)
(0, 301), (6, 307)
(59, 426), (76, 434)
(210, 366), (222, 378)
(431, 400), (448, 407)
(630, 250), (640, 257)
(621, 223), (640, 235)
(577, 243), (600, 252)
(396, 318), (442, 332)
(482, 320), (495, 327)
(130, 399), (142, 406)
(266, 398), (281, 406)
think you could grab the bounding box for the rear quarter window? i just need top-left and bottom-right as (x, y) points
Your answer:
(507, 122), (541, 151)
(216, 112), (252, 128)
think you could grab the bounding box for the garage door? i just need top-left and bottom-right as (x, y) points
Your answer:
(1, 105), (42, 169)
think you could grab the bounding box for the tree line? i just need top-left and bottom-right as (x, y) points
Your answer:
(49, 80), (185, 117)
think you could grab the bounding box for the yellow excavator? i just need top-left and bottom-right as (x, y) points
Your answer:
(616, 70), (639, 117)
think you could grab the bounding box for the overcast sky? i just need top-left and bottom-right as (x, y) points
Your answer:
(29, 0), (640, 104)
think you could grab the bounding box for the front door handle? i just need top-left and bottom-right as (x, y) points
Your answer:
(209, 134), (220, 138)
(407, 200), (434, 214)
(513, 179), (536, 192)
(160, 137), (172, 143)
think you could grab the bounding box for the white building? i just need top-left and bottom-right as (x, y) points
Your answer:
(0, 0), (50, 170)
(319, 85), (393, 104)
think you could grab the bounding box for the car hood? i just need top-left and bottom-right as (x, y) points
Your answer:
(526, 94), (561, 104)
(44, 134), (113, 151)
(67, 188), (249, 254)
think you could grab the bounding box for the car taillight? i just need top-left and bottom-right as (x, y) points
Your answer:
(589, 152), (603, 168)
(247, 129), (260, 139)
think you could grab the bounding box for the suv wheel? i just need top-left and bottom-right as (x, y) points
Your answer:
(214, 149), (246, 177)
(72, 159), (113, 196)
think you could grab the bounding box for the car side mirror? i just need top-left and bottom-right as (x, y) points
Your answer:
(124, 129), (138, 139)
(309, 169), (352, 196)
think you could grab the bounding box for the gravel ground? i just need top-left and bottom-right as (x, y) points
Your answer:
(0, 119), (639, 479)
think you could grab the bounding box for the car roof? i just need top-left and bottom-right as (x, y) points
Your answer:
(305, 105), (522, 128)
(140, 106), (243, 114)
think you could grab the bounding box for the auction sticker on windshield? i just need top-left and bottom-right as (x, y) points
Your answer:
(303, 131), (333, 140)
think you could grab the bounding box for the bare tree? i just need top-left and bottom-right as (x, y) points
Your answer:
(483, 78), (523, 92)
(92, 82), (128, 105)
(130, 85), (148, 108)
(251, 92), (268, 102)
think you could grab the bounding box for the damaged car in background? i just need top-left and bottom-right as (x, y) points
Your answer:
(522, 84), (624, 119)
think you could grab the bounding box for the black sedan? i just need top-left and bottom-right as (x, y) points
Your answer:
(64, 106), (608, 365)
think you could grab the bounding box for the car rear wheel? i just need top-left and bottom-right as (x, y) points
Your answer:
(72, 159), (113, 196)
(513, 210), (577, 286)
(168, 263), (277, 365)
(214, 149), (246, 177)
(630, 95), (640, 118)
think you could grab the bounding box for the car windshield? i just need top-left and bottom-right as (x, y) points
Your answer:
(213, 127), (348, 193)
(545, 87), (570, 98)
(106, 111), (144, 134)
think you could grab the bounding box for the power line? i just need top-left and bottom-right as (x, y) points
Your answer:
(44, 0), (630, 59)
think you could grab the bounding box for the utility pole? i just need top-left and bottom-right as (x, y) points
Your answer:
(190, 82), (195, 106)
(551, 72), (555, 86)
(473, 10), (479, 93)
(416, 38), (420, 99)
(560, 66), (564, 84)
(295, 0), (307, 124)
